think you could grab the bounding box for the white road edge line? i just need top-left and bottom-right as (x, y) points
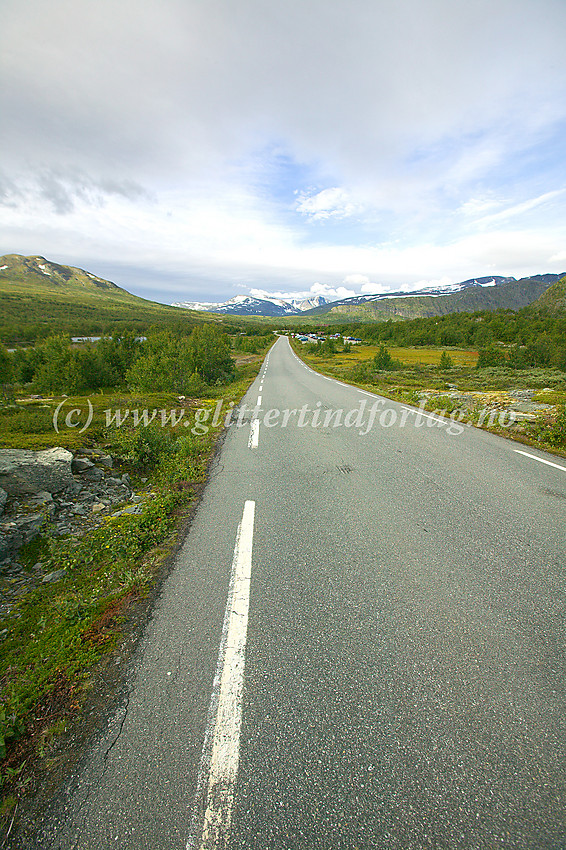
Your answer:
(248, 419), (260, 449)
(514, 449), (566, 473)
(401, 405), (448, 425)
(193, 501), (256, 850)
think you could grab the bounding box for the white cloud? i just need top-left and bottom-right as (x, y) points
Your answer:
(296, 188), (359, 221)
(343, 274), (388, 294)
(459, 197), (504, 217)
(474, 190), (566, 226)
(249, 281), (357, 303)
(1, 0), (566, 300)
(310, 282), (356, 300)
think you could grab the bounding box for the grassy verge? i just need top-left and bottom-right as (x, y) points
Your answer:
(0, 356), (266, 829)
(290, 339), (566, 456)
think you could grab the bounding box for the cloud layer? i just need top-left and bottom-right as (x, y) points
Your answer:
(1, 0), (565, 302)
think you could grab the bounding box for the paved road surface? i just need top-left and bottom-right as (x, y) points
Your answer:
(29, 336), (565, 849)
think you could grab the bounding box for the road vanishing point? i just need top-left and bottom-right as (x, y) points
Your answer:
(28, 336), (565, 849)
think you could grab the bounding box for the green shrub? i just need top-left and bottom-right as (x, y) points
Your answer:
(373, 344), (404, 371)
(104, 423), (174, 470)
(476, 346), (507, 368)
(527, 404), (566, 448)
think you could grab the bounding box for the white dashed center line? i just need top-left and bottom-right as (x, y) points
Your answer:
(248, 419), (260, 448)
(191, 501), (256, 850)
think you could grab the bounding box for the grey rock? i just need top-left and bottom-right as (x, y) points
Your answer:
(0, 514), (44, 561)
(72, 457), (95, 473)
(78, 493), (96, 503)
(0, 532), (17, 563)
(509, 389), (535, 400)
(107, 493), (126, 505)
(118, 504), (143, 516)
(121, 473), (131, 486)
(29, 490), (54, 506)
(97, 454), (113, 468)
(0, 488), (7, 515)
(29, 490), (56, 516)
(42, 569), (67, 584)
(78, 466), (104, 483)
(510, 401), (554, 413)
(66, 480), (84, 496)
(15, 513), (44, 542)
(0, 447), (74, 496)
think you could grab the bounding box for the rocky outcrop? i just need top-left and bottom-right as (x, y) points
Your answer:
(0, 447), (74, 496)
(0, 448), (151, 616)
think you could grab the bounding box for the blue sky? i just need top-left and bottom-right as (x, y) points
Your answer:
(1, 0), (565, 305)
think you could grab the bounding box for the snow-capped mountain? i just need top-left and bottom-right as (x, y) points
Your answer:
(304, 274), (564, 319)
(172, 274), (562, 319)
(323, 277), (516, 309)
(172, 294), (330, 316)
(290, 295), (329, 311)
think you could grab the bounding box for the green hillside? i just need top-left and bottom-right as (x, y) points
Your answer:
(315, 274), (562, 322)
(0, 254), (210, 344)
(531, 274), (566, 311)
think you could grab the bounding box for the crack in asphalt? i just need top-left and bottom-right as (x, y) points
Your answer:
(101, 694), (130, 768)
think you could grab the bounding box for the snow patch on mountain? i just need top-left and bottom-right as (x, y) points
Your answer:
(172, 293), (330, 316)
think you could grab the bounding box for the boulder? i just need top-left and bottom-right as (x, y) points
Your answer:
(0, 447), (74, 496)
(72, 457), (95, 474)
(0, 488), (7, 516)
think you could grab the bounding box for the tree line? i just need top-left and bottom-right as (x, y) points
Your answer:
(0, 326), (238, 396)
(292, 306), (566, 371)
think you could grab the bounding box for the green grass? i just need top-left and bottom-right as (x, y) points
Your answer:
(303, 343), (478, 370)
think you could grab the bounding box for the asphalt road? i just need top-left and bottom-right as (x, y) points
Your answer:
(29, 335), (565, 849)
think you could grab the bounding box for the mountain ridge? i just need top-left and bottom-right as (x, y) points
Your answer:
(0, 254), (125, 292)
(531, 274), (566, 311)
(301, 273), (565, 320)
(0, 253), (208, 343)
(172, 294), (329, 316)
